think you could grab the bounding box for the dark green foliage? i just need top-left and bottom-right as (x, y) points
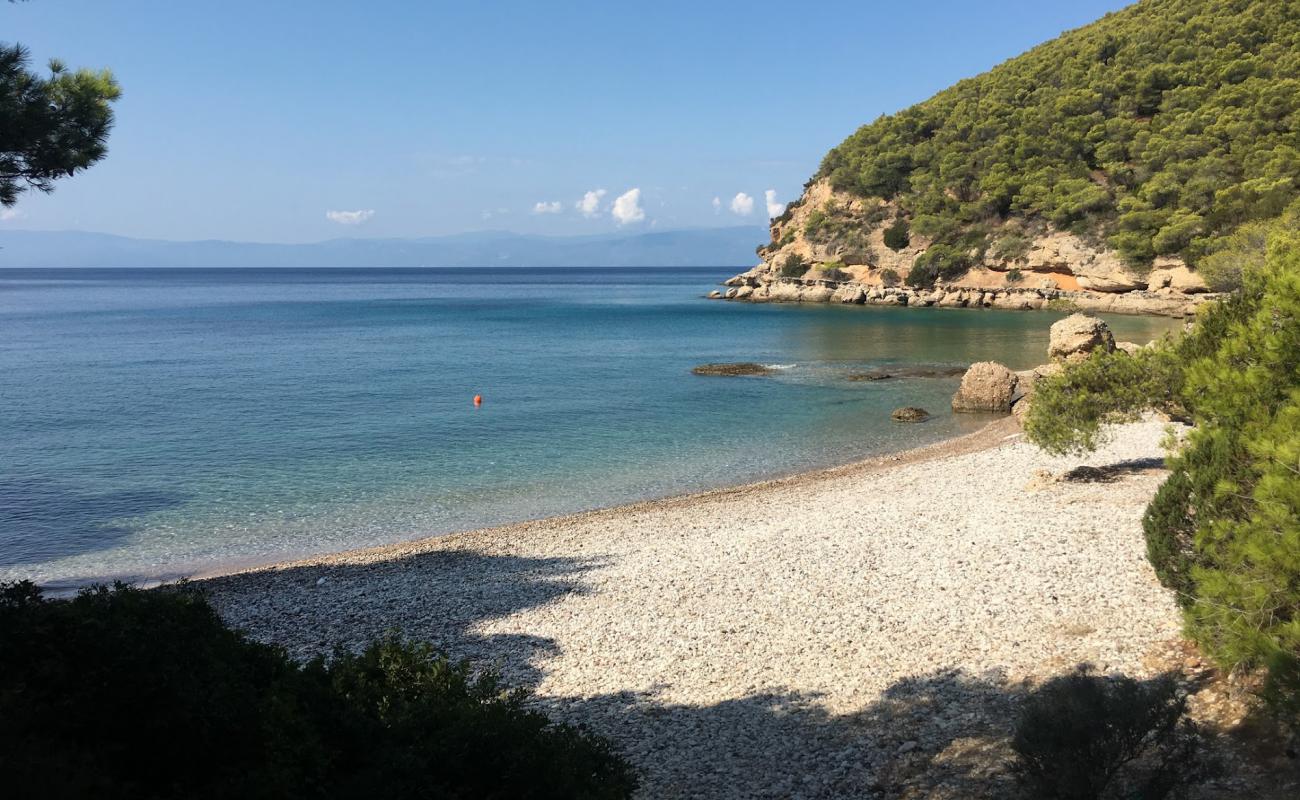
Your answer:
(0, 582), (637, 800)
(819, 261), (850, 282)
(1025, 345), (1184, 455)
(906, 260), (938, 288)
(909, 243), (975, 286)
(1025, 229), (1300, 713)
(879, 267), (901, 287)
(779, 253), (808, 277)
(1006, 268), (1024, 283)
(1142, 468), (1199, 602)
(1012, 668), (1205, 800)
(992, 232), (1031, 263)
(818, 0), (1300, 268)
(0, 43), (120, 206)
(883, 217), (910, 250)
(803, 208), (827, 236)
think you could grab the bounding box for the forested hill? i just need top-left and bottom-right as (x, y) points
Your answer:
(813, 0), (1299, 276)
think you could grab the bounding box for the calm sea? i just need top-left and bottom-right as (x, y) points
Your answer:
(1, 267), (1177, 587)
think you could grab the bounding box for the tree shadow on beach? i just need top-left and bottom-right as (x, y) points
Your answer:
(541, 669), (1030, 800)
(200, 547), (601, 688)
(202, 545), (1034, 799)
(195, 541), (1292, 799)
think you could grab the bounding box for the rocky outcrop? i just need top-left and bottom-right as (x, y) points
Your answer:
(952, 362), (1019, 413)
(714, 273), (1213, 318)
(714, 178), (1218, 317)
(692, 363), (772, 377)
(1048, 314), (1116, 362)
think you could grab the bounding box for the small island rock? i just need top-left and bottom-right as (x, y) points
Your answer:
(691, 362), (773, 377)
(952, 361), (1019, 413)
(891, 407), (931, 423)
(1048, 313), (1116, 362)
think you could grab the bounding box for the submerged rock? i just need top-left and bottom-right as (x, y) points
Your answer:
(691, 362), (773, 377)
(891, 407), (931, 423)
(952, 362), (1019, 413)
(847, 365), (967, 382)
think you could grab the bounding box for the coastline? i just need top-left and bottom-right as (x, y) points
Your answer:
(201, 414), (1185, 798)
(191, 416), (1020, 583)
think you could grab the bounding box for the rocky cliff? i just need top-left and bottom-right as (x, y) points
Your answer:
(713, 179), (1215, 317)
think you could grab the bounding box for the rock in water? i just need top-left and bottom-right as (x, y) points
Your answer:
(1048, 313), (1116, 362)
(891, 407), (931, 423)
(691, 362), (773, 377)
(952, 362), (1018, 413)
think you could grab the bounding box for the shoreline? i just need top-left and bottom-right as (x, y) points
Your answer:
(201, 414), (1184, 798)
(192, 415), (1020, 583)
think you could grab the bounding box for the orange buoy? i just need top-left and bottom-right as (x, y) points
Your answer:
(473, 394), (483, 407)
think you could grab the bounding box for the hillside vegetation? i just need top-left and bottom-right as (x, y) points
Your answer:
(817, 0), (1300, 281)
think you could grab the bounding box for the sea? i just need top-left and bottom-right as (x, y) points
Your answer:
(0, 267), (1178, 588)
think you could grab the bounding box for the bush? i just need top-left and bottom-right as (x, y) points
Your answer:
(1006, 268), (1023, 283)
(906, 260), (939, 288)
(883, 217), (910, 251)
(879, 268), (901, 287)
(0, 582), (637, 800)
(819, 260), (850, 281)
(1025, 230), (1300, 712)
(1012, 668), (1206, 800)
(911, 244), (974, 283)
(779, 253), (808, 278)
(992, 232), (1031, 262)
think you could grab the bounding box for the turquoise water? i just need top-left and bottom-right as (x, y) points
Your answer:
(1, 268), (1177, 587)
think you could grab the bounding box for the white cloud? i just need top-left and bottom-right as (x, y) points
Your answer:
(532, 200), (563, 214)
(325, 209), (375, 225)
(711, 196), (722, 213)
(765, 189), (785, 218)
(576, 189), (607, 218)
(0, 208), (23, 221)
(729, 192), (755, 216)
(611, 188), (645, 225)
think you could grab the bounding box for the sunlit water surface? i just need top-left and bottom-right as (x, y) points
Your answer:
(0, 267), (1178, 587)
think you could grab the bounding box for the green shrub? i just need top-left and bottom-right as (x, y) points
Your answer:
(819, 261), (850, 282)
(883, 217), (910, 251)
(0, 582), (637, 800)
(1012, 668), (1206, 800)
(992, 232), (1030, 262)
(779, 253), (808, 278)
(1025, 230), (1300, 712)
(1142, 467), (1199, 603)
(1196, 203), (1298, 291)
(1006, 268), (1024, 283)
(879, 268), (901, 287)
(906, 260), (938, 288)
(911, 244), (973, 283)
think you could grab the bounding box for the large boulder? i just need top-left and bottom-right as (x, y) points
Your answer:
(952, 362), (1019, 413)
(1048, 313), (1115, 362)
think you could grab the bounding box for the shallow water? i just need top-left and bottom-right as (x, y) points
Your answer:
(0, 267), (1178, 586)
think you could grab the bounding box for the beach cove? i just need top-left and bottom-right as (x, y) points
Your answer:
(203, 413), (1188, 798)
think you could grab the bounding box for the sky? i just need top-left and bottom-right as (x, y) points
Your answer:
(1, 0), (1133, 243)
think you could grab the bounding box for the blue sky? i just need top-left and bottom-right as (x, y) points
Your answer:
(2, 0), (1132, 242)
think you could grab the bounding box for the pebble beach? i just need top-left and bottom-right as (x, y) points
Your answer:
(202, 415), (1185, 798)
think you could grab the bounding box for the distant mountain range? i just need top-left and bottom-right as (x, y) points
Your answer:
(0, 227), (766, 268)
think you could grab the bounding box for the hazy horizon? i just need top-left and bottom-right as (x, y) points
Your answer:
(0, 0), (1132, 243)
